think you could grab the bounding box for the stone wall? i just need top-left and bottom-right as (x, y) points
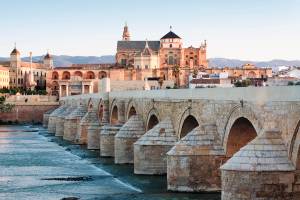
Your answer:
(0, 105), (58, 123)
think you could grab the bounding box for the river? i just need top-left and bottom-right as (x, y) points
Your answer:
(0, 125), (220, 200)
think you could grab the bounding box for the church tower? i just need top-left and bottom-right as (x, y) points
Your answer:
(122, 23), (130, 41)
(43, 51), (54, 69)
(10, 44), (21, 88)
(10, 44), (21, 69)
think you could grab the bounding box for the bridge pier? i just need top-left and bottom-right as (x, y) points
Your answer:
(87, 123), (101, 149)
(48, 105), (66, 134)
(63, 102), (87, 141)
(134, 117), (177, 175)
(167, 124), (225, 192)
(76, 109), (98, 145)
(54, 105), (69, 136)
(56, 105), (76, 137)
(43, 108), (55, 128)
(220, 130), (295, 200)
(114, 115), (145, 164)
(100, 124), (122, 157)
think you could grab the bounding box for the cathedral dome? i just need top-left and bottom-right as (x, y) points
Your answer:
(161, 31), (181, 39)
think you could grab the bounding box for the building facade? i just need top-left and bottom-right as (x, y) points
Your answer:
(2, 47), (53, 90)
(116, 25), (208, 70)
(0, 65), (9, 89)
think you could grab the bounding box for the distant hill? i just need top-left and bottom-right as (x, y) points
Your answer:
(1, 55), (300, 69)
(208, 58), (300, 69)
(0, 55), (115, 67)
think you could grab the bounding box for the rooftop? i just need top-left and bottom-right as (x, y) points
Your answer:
(161, 31), (181, 39)
(117, 41), (160, 52)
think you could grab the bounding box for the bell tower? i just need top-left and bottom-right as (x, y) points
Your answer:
(43, 51), (54, 69)
(122, 22), (130, 41)
(10, 43), (21, 69)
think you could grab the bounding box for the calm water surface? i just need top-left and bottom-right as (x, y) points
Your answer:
(0, 125), (220, 200)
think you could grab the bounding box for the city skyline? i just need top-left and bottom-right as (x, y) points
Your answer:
(0, 0), (299, 61)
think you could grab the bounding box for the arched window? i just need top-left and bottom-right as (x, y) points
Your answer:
(52, 71), (59, 80)
(62, 71), (70, 80)
(86, 71), (95, 79)
(168, 56), (174, 65)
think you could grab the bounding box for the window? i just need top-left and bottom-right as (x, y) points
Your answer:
(121, 59), (127, 65)
(145, 65), (149, 69)
(168, 56), (174, 65)
(169, 44), (172, 48)
(136, 65), (140, 69)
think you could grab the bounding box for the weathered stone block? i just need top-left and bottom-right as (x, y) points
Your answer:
(55, 117), (65, 137)
(114, 115), (145, 164)
(87, 124), (101, 150)
(167, 155), (225, 192)
(63, 118), (78, 141)
(100, 125), (121, 157)
(134, 144), (173, 175)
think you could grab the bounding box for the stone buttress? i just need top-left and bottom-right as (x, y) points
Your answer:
(55, 104), (76, 137)
(63, 102), (87, 142)
(167, 124), (225, 192)
(114, 115), (145, 164)
(220, 130), (295, 200)
(77, 108), (98, 145)
(43, 107), (57, 128)
(87, 121), (101, 150)
(134, 117), (177, 175)
(100, 124), (122, 157)
(48, 104), (67, 134)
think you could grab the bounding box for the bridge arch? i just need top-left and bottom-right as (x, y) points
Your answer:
(87, 98), (94, 111)
(225, 117), (257, 157)
(110, 99), (119, 125)
(146, 108), (160, 131)
(223, 105), (261, 156)
(97, 99), (104, 123)
(178, 108), (199, 138)
(126, 99), (138, 120)
(290, 119), (300, 168)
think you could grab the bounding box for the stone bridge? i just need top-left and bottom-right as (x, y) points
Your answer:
(44, 87), (300, 199)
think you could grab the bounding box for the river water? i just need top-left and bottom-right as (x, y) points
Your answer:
(0, 125), (220, 200)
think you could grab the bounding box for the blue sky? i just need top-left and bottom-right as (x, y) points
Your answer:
(0, 0), (299, 60)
